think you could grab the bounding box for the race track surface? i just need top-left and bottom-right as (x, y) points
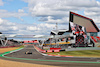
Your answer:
(1, 45), (100, 67)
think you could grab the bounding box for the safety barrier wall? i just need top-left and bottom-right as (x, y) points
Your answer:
(34, 45), (63, 53)
(47, 50), (53, 53)
(50, 48), (61, 50)
(54, 50), (60, 52)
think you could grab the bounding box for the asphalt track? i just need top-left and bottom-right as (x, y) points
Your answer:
(1, 45), (100, 67)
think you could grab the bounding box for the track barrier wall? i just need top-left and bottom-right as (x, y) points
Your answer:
(34, 45), (64, 53)
(47, 50), (53, 53)
(54, 50), (60, 52)
(50, 48), (61, 50)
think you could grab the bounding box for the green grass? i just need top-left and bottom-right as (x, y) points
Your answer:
(47, 50), (100, 58)
(19, 45), (24, 48)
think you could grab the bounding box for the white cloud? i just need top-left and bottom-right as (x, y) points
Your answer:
(0, 9), (28, 18)
(97, 1), (100, 6)
(0, 9), (28, 22)
(21, 0), (100, 24)
(85, 7), (100, 12)
(0, 18), (19, 33)
(0, 17), (69, 35)
(39, 23), (55, 29)
(23, 0), (100, 7)
(0, 18), (55, 35)
(1, 0), (100, 35)
(18, 9), (24, 13)
(0, 0), (4, 6)
(0, 18), (3, 24)
(11, 26), (18, 30)
(43, 16), (69, 23)
(84, 7), (100, 23)
(27, 26), (40, 31)
(84, 11), (97, 16)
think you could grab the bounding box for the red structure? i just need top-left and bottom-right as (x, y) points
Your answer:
(24, 40), (38, 43)
(50, 48), (61, 50)
(96, 36), (100, 40)
(91, 36), (97, 43)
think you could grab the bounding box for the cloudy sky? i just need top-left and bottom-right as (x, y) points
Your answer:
(0, 0), (100, 36)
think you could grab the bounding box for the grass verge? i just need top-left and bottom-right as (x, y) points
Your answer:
(47, 50), (100, 58)
(0, 45), (24, 53)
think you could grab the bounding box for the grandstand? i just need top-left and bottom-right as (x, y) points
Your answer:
(69, 11), (99, 36)
(48, 11), (100, 48)
(0, 38), (20, 47)
(69, 11), (100, 47)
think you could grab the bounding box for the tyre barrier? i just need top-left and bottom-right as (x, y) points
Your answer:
(34, 45), (65, 53)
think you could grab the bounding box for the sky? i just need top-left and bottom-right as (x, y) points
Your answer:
(0, 0), (100, 37)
